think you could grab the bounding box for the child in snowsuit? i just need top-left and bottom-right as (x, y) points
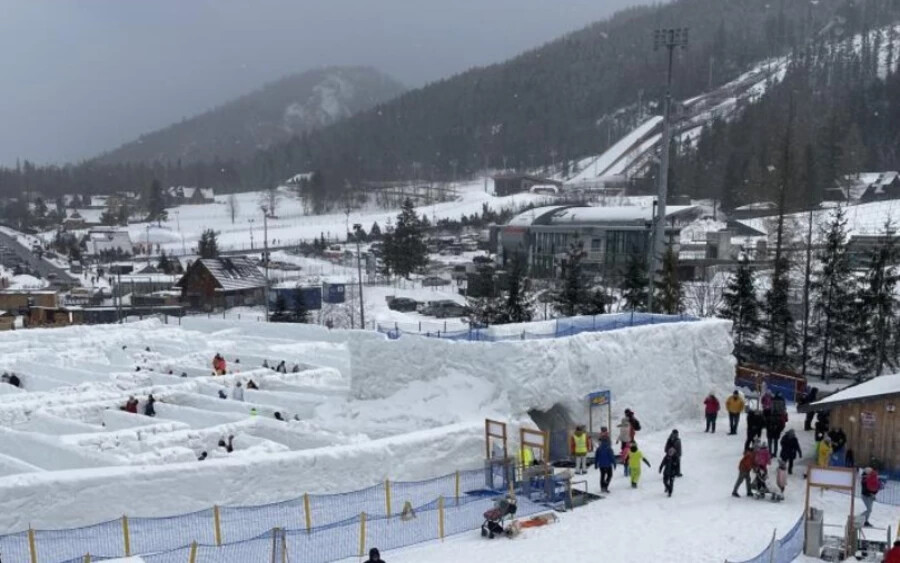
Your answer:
(659, 447), (678, 496)
(594, 432), (617, 493)
(776, 459), (787, 495)
(628, 443), (651, 488)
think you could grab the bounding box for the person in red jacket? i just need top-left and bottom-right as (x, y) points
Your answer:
(704, 393), (721, 433)
(861, 467), (881, 527)
(884, 540), (900, 563)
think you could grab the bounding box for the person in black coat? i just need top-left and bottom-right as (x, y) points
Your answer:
(800, 387), (819, 430)
(828, 428), (847, 453)
(659, 448), (679, 497)
(664, 429), (683, 477)
(744, 410), (765, 452)
(779, 429), (802, 474)
(366, 548), (385, 563)
(766, 414), (785, 457)
(144, 394), (156, 417)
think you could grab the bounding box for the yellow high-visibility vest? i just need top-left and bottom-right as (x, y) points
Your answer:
(573, 433), (588, 455)
(521, 447), (534, 467)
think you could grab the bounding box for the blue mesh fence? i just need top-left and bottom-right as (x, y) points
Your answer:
(377, 312), (697, 341)
(726, 513), (804, 563)
(0, 468), (546, 563)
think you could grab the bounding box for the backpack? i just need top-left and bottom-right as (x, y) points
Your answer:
(630, 418), (641, 432)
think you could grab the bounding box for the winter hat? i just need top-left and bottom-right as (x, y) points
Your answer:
(630, 443), (638, 452)
(369, 548), (380, 558)
(624, 408), (633, 416)
(672, 429), (679, 435)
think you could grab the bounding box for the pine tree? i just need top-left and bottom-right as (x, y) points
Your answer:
(198, 229), (219, 259)
(620, 253), (649, 311)
(382, 199), (427, 279)
(147, 179), (167, 226)
(653, 247), (682, 314)
(466, 265), (502, 326)
(852, 224), (898, 378)
(810, 206), (854, 382)
(764, 257), (795, 369)
(719, 259), (760, 363)
(157, 250), (174, 274)
(369, 222), (382, 240)
(553, 240), (588, 317)
(498, 255), (533, 324)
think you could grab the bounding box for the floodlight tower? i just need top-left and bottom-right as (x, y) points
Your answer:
(647, 27), (688, 314)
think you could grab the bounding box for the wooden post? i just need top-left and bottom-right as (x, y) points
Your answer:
(281, 528), (287, 563)
(122, 515), (131, 557)
(438, 496), (445, 541)
(189, 542), (198, 563)
(385, 479), (392, 518)
(270, 527), (279, 563)
(27, 526), (37, 563)
(213, 505), (223, 547)
(303, 493), (312, 534)
(358, 512), (367, 558)
(455, 470), (461, 506)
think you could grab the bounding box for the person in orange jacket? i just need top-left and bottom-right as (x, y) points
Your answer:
(570, 425), (593, 475)
(732, 447), (755, 497)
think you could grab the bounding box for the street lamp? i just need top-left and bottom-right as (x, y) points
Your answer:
(260, 207), (269, 322)
(353, 223), (366, 329)
(647, 27), (688, 313)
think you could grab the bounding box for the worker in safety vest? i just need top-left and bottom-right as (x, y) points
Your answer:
(570, 425), (593, 475)
(519, 445), (534, 468)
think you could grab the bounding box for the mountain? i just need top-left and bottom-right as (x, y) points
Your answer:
(95, 66), (405, 165)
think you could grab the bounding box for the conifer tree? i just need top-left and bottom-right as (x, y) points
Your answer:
(146, 179), (167, 226)
(198, 229), (219, 259)
(852, 224), (898, 378)
(653, 247), (682, 314)
(719, 259), (760, 363)
(292, 287), (310, 323)
(553, 240), (588, 317)
(620, 253), (649, 312)
(498, 255), (533, 324)
(810, 206), (854, 382)
(381, 199), (427, 279)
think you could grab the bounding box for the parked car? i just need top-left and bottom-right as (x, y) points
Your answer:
(422, 276), (451, 287)
(423, 300), (468, 318)
(387, 297), (418, 312)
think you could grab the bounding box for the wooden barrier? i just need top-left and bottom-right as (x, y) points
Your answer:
(358, 512), (367, 557)
(303, 493), (312, 533)
(27, 527), (37, 563)
(122, 515), (131, 557)
(213, 505), (222, 546)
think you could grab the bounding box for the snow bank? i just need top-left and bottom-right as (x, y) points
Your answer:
(0, 428), (119, 470)
(349, 320), (735, 432)
(0, 422), (483, 531)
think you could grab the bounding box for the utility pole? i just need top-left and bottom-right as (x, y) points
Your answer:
(262, 208), (269, 322)
(647, 27), (688, 314)
(353, 224), (365, 329)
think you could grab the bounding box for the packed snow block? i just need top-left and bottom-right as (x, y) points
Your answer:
(0, 421), (483, 531)
(0, 427), (119, 470)
(12, 412), (103, 435)
(349, 319), (735, 432)
(0, 452), (43, 477)
(180, 316), (383, 345)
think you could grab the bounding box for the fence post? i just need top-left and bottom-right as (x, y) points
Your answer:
(27, 526), (37, 563)
(438, 496), (445, 541)
(358, 512), (367, 558)
(385, 479), (392, 518)
(122, 515), (131, 557)
(188, 542), (198, 563)
(213, 505), (222, 546)
(455, 470), (461, 506)
(303, 493), (312, 534)
(270, 527), (279, 563)
(281, 528), (288, 563)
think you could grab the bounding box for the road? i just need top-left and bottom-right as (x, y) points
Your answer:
(0, 230), (78, 288)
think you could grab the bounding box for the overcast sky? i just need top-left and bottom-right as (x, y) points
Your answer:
(0, 0), (642, 166)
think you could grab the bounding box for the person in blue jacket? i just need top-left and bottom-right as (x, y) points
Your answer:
(594, 428), (617, 493)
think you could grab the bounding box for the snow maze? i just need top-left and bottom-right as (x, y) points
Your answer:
(0, 316), (736, 537)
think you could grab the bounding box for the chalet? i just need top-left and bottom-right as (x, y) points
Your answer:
(62, 210), (87, 230)
(176, 257), (267, 310)
(86, 228), (133, 258)
(167, 186), (215, 205)
(0, 310), (15, 331)
(0, 290), (59, 313)
(492, 174), (563, 197)
(801, 375), (900, 471)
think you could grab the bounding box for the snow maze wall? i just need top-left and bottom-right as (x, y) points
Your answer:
(0, 317), (734, 533)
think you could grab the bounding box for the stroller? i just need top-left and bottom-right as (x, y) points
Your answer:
(481, 494), (518, 539)
(751, 466), (784, 502)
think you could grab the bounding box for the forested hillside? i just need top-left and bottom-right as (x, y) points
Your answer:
(1, 0), (898, 206)
(94, 66), (404, 165)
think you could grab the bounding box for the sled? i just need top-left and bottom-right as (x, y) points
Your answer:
(507, 512), (559, 537)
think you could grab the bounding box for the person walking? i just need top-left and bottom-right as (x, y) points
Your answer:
(766, 411), (785, 457)
(144, 394), (156, 417)
(366, 548), (386, 563)
(725, 390), (745, 435)
(745, 410), (765, 452)
(569, 425), (592, 475)
(779, 429), (802, 475)
(232, 381), (245, 402)
(659, 447), (678, 497)
(800, 387), (819, 431)
(594, 430), (616, 493)
(704, 393), (721, 433)
(627, 443), (651, 488)
(664, 429), (683, 477)
(732, 448), (755, 498)
(861, 467), (880, 527)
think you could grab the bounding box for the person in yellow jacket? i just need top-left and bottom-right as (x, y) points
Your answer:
(569, 425), (593, 475)
(628, 443), (652, 488)
(725, 390), (745, 435)
(816, 436), (833, 467)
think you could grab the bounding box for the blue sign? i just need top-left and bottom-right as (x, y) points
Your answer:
(323, 283), (346, 304)
(587, 390), (611, 406)
(269, 286), (322, 311)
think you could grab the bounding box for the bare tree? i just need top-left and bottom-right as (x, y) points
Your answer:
(259, 188), (280, 217)
(227, 193), (239, 224)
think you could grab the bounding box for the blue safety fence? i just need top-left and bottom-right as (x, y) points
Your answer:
(377, 312), (697, 341)
(0, 468), (546, 563)
(726, 513), (804, 563)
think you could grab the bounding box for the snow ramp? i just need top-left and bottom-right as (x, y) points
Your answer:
(350, 319), (735, 432)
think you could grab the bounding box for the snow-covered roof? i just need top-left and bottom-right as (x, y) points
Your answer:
(287, 172), (315, 184)
(507, 205), (696, 227)
(810, 374), (900, 409)
(506, 206), (571, 227)
(195, 257), (266, 291)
